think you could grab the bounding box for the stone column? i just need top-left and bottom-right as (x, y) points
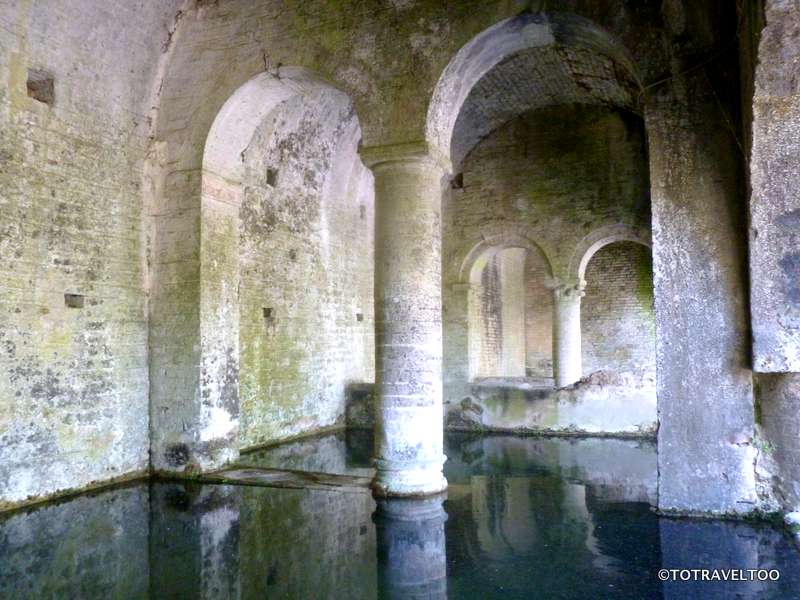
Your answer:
(361, 142), (448, 497)
(374, 495), (448, 599)
(646, 72), (756, 514)
(551, 279), (584, 387)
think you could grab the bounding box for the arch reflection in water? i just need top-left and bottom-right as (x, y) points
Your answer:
(373, 494), (448, 600)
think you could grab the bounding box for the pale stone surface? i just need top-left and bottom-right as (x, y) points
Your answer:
(374, 496), (448, 599)
(348, 377), (657, 438)
(442, 106), (652, 408)
(581, 242), (655, 377)
(0, 0), (795, 520)
(0, 0), (180, 508)
(363, 144), (448, 496)
(238, 86), (373, 450)
(552, 281), (584, 388)
(449, 377), (656, 437)
(749, 0), (800, 372)
(758, 373), (800, 510)
(647, 71), (757, 514)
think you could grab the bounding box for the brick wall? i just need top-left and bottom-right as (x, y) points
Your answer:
(581, 242), (655, 377)
(444, 104), (650, 393)
(0, 1), (180, 507)
(238, 90), (374, 449)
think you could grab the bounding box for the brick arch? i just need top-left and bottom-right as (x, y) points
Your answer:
(459, 233), (554, 286)
(147, 66), (367, 474)
(568, 224), (651, 285)
(426, 11), (642, 170)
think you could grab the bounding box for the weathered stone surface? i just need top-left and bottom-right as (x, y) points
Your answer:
(582, 242), (655, 377)
(647, 55), (757, 513)
(448, 377), (656, 437)
(0, 0), (180, 508)
(757, 373), (800, 511)
(443, 105), (652, 403)
(239, 86), (373, 450)
(364, 143), (448, 496)
(749, 0), (800, 372)
(0, 0), (795, 519)
(348, 378), (656, 438)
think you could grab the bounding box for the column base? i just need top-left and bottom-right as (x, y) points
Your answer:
(372, 457), (448, 497)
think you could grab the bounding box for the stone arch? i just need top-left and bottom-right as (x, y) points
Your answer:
(578, 233), (656, 383)
(459, 234), (554, 380)
(459, 233), (554, 285)
(568, 224), (651, 285)
(425, 11), (643, 169)
(202, 68), (344, 191)
(148, 66), (369, 473)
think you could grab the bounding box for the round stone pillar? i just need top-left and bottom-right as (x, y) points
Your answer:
(374, 495), (448, 599)
(551, 280), (584, 387)
(362, 142), (448, 497)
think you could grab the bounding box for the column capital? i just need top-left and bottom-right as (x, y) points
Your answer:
(545, 276), (586, 300)
(360, 140), (452, 174)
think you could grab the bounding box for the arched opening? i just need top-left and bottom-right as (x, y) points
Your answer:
(435, 12), (654, 436)
(466, 245), (553, 383)
(581, 240), (655, 386)
(201, 68), (374, 452)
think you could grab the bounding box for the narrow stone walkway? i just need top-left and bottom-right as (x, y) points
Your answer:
(198, 466), (374, 493)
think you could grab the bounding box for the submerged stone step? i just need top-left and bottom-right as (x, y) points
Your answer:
(199, 466), (374, 493)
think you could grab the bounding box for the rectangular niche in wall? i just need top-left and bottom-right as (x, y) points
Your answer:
(27, 69), (55, 105)
(356, 313), (364, 322)
(263, 307), (275, 326)
(266, 168), (278, 187)
(64, 293), (84, 308)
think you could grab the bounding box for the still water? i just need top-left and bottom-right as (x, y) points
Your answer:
(2, 431), (799, 599)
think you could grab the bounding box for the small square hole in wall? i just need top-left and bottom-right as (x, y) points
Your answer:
(356, 313), (364, 322)
(288, 249), (297, 261)
(263, 307), (273, 320)
(266, 168), (278, 187)
(64, 293), (84, 308)
(27, 69), (55, 105)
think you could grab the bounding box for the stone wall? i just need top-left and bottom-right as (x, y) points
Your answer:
(581, 241), (655, 378)
(757, 374), (800, 509)
(238, 89), (374, 450)
(0, 1), (180, 508)
(471, 248), (527, 378)
(524, 250), (553, 378)
(473, 254), (502, 378)
(646, 1), (757, 513)
(443, 104), (650, 403)
(444, 104), (650, 283)
(748, 0), (800, 373)
(743, 0), (800, 514)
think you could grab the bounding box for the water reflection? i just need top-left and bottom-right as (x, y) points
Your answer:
(375, 495), (448, 599)
(1, 433), (800, 599)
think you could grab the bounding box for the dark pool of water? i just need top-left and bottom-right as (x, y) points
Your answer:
(2, 431), (799, 599)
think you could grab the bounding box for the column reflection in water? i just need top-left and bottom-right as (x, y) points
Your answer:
(374, 494), (448, 599)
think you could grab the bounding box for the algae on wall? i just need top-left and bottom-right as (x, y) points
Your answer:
(238, 89), (374, 449)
